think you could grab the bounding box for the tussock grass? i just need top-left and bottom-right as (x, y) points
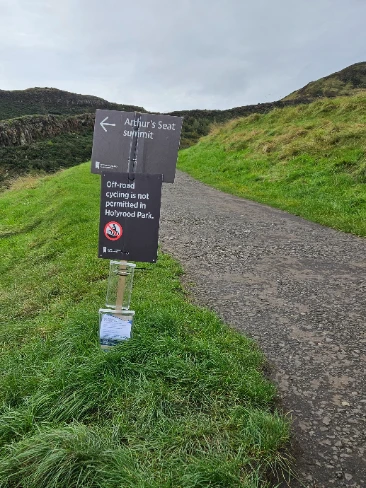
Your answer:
(178, 94), (366, 236)
(0, 164), (290, 487)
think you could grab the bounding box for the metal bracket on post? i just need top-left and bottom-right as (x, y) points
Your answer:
(127, 112), (141, 181)
(115, 261), (127, 311)
(114, 113), (141, 306)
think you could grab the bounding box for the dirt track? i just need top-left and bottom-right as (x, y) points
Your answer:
(159, 171), (366, 488)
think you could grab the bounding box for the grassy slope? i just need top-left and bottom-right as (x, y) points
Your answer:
(0, 164), (290, 488)
(283, 62), (366, 101)
(178, 94), (366, 236)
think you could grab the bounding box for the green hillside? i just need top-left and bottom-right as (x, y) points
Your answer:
(0, 164), (290, 487)
(179, 94), (366, 236)
(1, 62), (365, 189)
(283, 62), (366, 101)
(0, 100), (307, 190)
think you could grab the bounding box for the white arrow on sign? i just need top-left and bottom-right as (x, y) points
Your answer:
(100, 117), (116, 132)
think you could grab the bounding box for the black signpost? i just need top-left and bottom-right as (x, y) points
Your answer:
(92, 109), (183, 347)
(91, 110), (183, 183)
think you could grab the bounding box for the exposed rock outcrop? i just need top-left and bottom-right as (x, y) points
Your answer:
(0, 113), (95, 147)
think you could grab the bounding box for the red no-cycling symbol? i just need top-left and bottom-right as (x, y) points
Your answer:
(104, 221), (123, 241)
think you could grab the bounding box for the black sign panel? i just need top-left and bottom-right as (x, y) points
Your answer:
(99, 173), (162, 262)
(91, 110), (183, 183)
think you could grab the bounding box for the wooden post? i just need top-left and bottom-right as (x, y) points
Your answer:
(115, 260), (127, 310)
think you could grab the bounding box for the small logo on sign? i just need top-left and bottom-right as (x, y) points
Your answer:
(104, 221), (123, 241)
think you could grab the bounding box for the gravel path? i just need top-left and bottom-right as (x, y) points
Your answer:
(159, 171), (366, 488)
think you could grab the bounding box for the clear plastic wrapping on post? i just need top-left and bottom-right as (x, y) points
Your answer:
(106, 261), (136, 309)
(99, 309), (135, 350)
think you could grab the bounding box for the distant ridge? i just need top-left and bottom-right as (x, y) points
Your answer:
(1, 62), (365, 123)
(0, 87), (145, 120)
(1, 62), (365, 188)
(283, 62), (366, 101)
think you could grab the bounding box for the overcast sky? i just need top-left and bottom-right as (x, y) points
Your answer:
(0, 0), (365, 112)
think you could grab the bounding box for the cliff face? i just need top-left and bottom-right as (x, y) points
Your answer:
(0, 113), (95, 147)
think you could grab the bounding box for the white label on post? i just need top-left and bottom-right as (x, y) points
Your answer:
(100, 314), (132, 341)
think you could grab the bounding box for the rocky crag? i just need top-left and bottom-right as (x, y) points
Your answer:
(0, 113), (95, 147)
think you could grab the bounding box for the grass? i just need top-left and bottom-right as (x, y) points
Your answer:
(0, 163), (290, 487)
(283, 62), (366, 100)
(178, 94), (366, 237)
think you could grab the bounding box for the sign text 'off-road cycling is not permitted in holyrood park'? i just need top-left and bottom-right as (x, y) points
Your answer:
(98, 172), (163, 262)
(91, 110), (183, 183)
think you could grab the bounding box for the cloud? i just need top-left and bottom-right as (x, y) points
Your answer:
(0, 0), (365, 111)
